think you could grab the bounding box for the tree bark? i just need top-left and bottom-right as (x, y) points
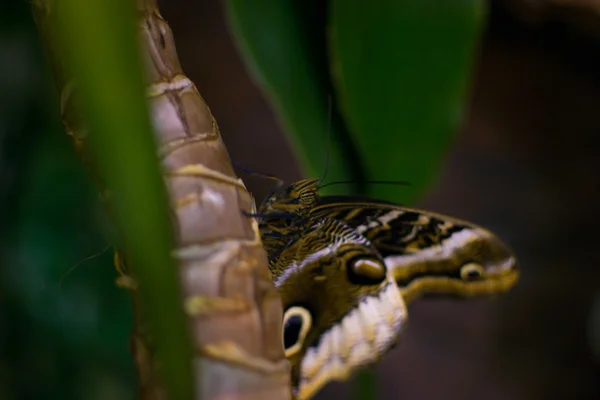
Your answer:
(31, 0), (291, 398)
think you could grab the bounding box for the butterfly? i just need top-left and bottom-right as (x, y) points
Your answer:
(257, 178), (519, 399)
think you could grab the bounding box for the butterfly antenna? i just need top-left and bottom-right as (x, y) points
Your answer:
(232, 161), (286, 212)
(319, 179), (412, 190)
(319, 94), (333, 185)
(59, 244), (111, 288)
(232, 161), (282, 184)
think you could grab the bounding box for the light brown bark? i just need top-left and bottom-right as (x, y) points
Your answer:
(32, 0), (291, 398)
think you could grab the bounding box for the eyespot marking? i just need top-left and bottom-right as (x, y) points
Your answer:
(283, 306), (313, 358)
(347, 255), (387, 285)
(460, 263), (486, 281)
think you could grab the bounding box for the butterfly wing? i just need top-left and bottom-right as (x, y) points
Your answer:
(311, 195), (468, 257)
(311, 196), (519, 302)
(272, 217), (406, 400)
(261, 191), (518, 399)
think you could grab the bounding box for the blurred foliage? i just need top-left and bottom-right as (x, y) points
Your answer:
(49, 0), (193, 397)
(1, 2), (134, 399)
(226, 0), (484, 204)
(2, 0), (485, 399)
(226, 1), (485, 398)
(2, 129), (134, 400)
(330, 0), (485, 203)
(225, 1), (360, 195)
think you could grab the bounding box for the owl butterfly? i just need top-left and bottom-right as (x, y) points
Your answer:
(257, 179), (519, 400)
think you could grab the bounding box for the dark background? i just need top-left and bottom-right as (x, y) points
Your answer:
(1, 1), (599, 399)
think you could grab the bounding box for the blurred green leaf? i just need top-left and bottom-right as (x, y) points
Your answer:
(3, 127), (134, 399)
(330, 0), (485, 204)
(2, 3), (134, 398)
(49, 0), (193, 398)
(226, 1), (486, 399)
(226, 1), (484, 204)
(225, 1), (360, 194)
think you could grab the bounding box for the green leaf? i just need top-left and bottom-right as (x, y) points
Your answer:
(225, 1), (360, 194)
(52, 0), (193, 398)
(330, 0), (486, 204)
(226, 1), (486, 399)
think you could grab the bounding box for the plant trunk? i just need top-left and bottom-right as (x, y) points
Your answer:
(31, 0), (291, 398)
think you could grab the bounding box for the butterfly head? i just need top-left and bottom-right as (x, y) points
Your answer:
(271, 218), (406, 399)
(261, 178), (321, 217)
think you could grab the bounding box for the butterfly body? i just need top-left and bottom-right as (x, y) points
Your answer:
(258, 179), (519, 399)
